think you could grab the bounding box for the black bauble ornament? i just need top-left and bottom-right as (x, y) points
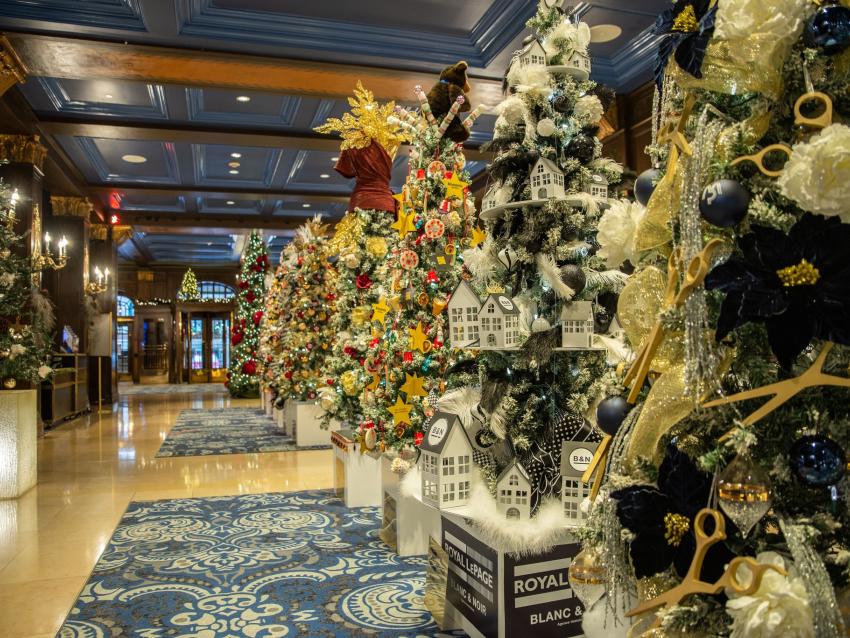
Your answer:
(596, 396), (629, 436)
(804, 1), (850, 55)
(567, 135), (595, 163)
(635, 168), (662, 206)
(789, 435), (846, 487)
(553, 94), (572, 114)
(560, 264), (586, 294)
(699, 179), (750, 228)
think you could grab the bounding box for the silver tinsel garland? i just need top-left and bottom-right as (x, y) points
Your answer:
(780, 518), (844, 638)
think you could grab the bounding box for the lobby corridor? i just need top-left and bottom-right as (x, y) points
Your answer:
(0, 389), (333, 637)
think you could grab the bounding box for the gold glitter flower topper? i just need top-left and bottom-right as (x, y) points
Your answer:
(314, 81), (411, 157)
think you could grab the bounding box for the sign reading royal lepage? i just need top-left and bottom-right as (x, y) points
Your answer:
(443, 517), (499, 637)
(503, 541), (585, 637)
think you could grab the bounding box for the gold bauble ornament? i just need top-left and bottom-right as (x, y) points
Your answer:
(2, 377), (16, 389)
(340, 370), (359, 396)
(365, 236), (389, 258)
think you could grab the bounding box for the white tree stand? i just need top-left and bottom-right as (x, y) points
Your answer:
(380, 457), (441, 556)
(274, 403), (285, 430)
(0, 390), (37, 498)
(262, 389), (274, 416)
(332, 430), (382, 508)
(283, 399), (338, 447)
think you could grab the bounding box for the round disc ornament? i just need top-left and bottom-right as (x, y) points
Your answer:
(789, 434), (846, 487)
(634, 168), (662, 206)
(427, 160), (447, 177)
(699, 179), (750, 228)
(424, 218), (445, 239)
(400, 249), (420, 270)
(596, 396), (629, 436)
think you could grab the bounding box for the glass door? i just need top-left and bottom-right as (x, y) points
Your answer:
(189, 317), (207, 383)
(116, 322), (132, 380)
(210, 316), (230, 382)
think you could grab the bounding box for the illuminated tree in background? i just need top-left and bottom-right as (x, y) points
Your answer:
(177, 268), (199, 301)
(227, 230), (268, 397)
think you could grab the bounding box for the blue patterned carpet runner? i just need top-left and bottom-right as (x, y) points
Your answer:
(156, 408), (330, 457)
(59, 490), (464, 637)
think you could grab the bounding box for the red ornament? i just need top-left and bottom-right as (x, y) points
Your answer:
(343, 346), (357, 357)
(252, 310), (264, 326)
(414, 431), (424, 446)
(362, 420), (375, 430)
(238, 280), (249, 290)
(267, 355), (273, 363)
(327, 379), (335, 386)
(404, 351), (413, 363)
(355, 273), (373, 290)
(439, 199), (452, 213)
(231, 333), (243, 346)
(425, 270), (439, 284)
(242, 360), (257, 376)
(416, 168), (426, 180)
(399, 249), (419, 270)
(284, 371), (294, 379)
(245, 290), (257, 303)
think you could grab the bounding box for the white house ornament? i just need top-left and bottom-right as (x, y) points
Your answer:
(419, 411), (475, 509)
(496, 460), (533, 520)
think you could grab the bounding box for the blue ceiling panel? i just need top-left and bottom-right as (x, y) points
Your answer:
(118, 193), (187, 213)
(197, 197), (263, 215)
(191, 144), (284, 188)
(287, 150), (349, 192)
(272, 201), (347, 220)
(0, 0), (146, 31)
(74, 137), (181, 185)
(186, 88), (301, 127)
(28, 78), (168, 119)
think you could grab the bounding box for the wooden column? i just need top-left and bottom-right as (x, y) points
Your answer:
(44, 196), (91, 353)
(0, 135), (47, 265)
(89, 224), (118, 404)
(0, 36), (26, 98)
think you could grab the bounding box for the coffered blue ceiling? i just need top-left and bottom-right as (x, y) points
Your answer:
(1, 0), (666, 265)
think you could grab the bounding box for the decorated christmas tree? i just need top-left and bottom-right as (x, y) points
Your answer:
(227, 230), (268, 397)
(314, 83), (410, 436)
(357, 62), (488, 452)
(258, 252), (289, 400)
(0, 181), (54, 386)
(177, 268), (199, 301)
(435, 1), (627, 515)
(574, 2), (850, 637)
(270, 217), (336, 402)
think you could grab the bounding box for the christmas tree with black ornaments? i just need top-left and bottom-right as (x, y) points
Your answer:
(572, 1), (850, 636)
(227, 230), (268, 398)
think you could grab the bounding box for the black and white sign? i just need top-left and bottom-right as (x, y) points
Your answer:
(504, 542), (584, 637)
(443, 517), (499, 637)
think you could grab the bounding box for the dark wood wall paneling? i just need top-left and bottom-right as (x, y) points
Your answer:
(117, 264), (240, 301)
(601, 82), (655, 177)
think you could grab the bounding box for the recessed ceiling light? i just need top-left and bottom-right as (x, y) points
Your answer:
(231, 152), (242, 158)
(121, 154), (147, 163)
(229, 169), (239, 174)
(236, 95), (251, 103)
(331, 156), (339, 162)
(226, 200), (235, 205)
(104, 93), (113, 99)
(319, 173), (330, 179)
(228, 161), (241, 168)
(206, 242), (212, 246)
(590, 24), (622, 43)
(302, 203), (310, 208)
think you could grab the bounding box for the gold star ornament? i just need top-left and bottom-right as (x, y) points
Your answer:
(391, 210), (416, 238)
(371, 296), (391, 325)
(442, 172), (469, 200)
(387, 396), (413, 426)
(408, 322), (432, 353)
(469, 226), (486, 247)
(400, 372), (428, 398)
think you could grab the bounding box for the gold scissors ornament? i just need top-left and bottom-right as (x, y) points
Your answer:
(624, 238), (725, 404)
(627, 508), (785, 630)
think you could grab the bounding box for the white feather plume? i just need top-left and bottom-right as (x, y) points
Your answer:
(591, 157), (625, 177)
(488, 398), (510, 439)
(573, 191), (600, 215)
(536, 253), (575, 300)
(506, 64), (550, 94)
(436, 386), (482, 430)
(512, 292), (537, 337)
(462, 236), (501, 286)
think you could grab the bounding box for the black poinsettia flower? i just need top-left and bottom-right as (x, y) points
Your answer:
(705, 213), (850, 369)
(612, 444), (735, 580)
(653, 0), (718, 87)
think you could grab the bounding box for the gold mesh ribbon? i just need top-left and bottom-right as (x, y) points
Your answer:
(634, 163), (681, 253)
(329, 212), (364, 256)
(670, 34), (790, 101)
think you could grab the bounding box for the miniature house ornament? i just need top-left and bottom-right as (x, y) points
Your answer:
(560, 300), (594, 349)
(583, 173), (609, 203)
(496, 460), (532, 520)
(420, 411), (475, 509)
(561, 440), (599, 525)
(518, 38), (547, 68)
(530, 158), (566, 200)
(448, 280), (481, 348)
(479, 294), (521, 350)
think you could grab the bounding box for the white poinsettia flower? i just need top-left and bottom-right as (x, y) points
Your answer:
(574, 95), (604, 126)
(38, 365), (52, 379)
(725, 551), (813, 638)
(715, 0), (808, 43)
(778, 124), (850, 222)
(9, 344), (25, 359)
(0, 272), (15, 287)
(543, 20), (591, 57)
(596, 199), (645, 268)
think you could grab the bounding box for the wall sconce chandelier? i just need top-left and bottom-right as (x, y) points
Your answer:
(33, 231), (69, 270)
(85, 266), (110, 296)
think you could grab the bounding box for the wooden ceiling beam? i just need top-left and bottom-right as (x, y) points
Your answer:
(117, 211), (322, 230)
(5, 33), (505, 108)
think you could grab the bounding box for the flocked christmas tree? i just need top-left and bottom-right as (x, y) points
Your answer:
(572, 2), (850, 637)
(314, 83), (409, 436)
(258, 251), (289, 400)
(270, 217), (336, 402)
(0, 181), (54, 386)
(433, 0), (627, 525)
(177, 268), (199, 301)
(227, 230), (268, 397)
(357, 62), (488, 452)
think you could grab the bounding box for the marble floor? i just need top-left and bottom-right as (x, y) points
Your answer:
(0, 390), (334, 638)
